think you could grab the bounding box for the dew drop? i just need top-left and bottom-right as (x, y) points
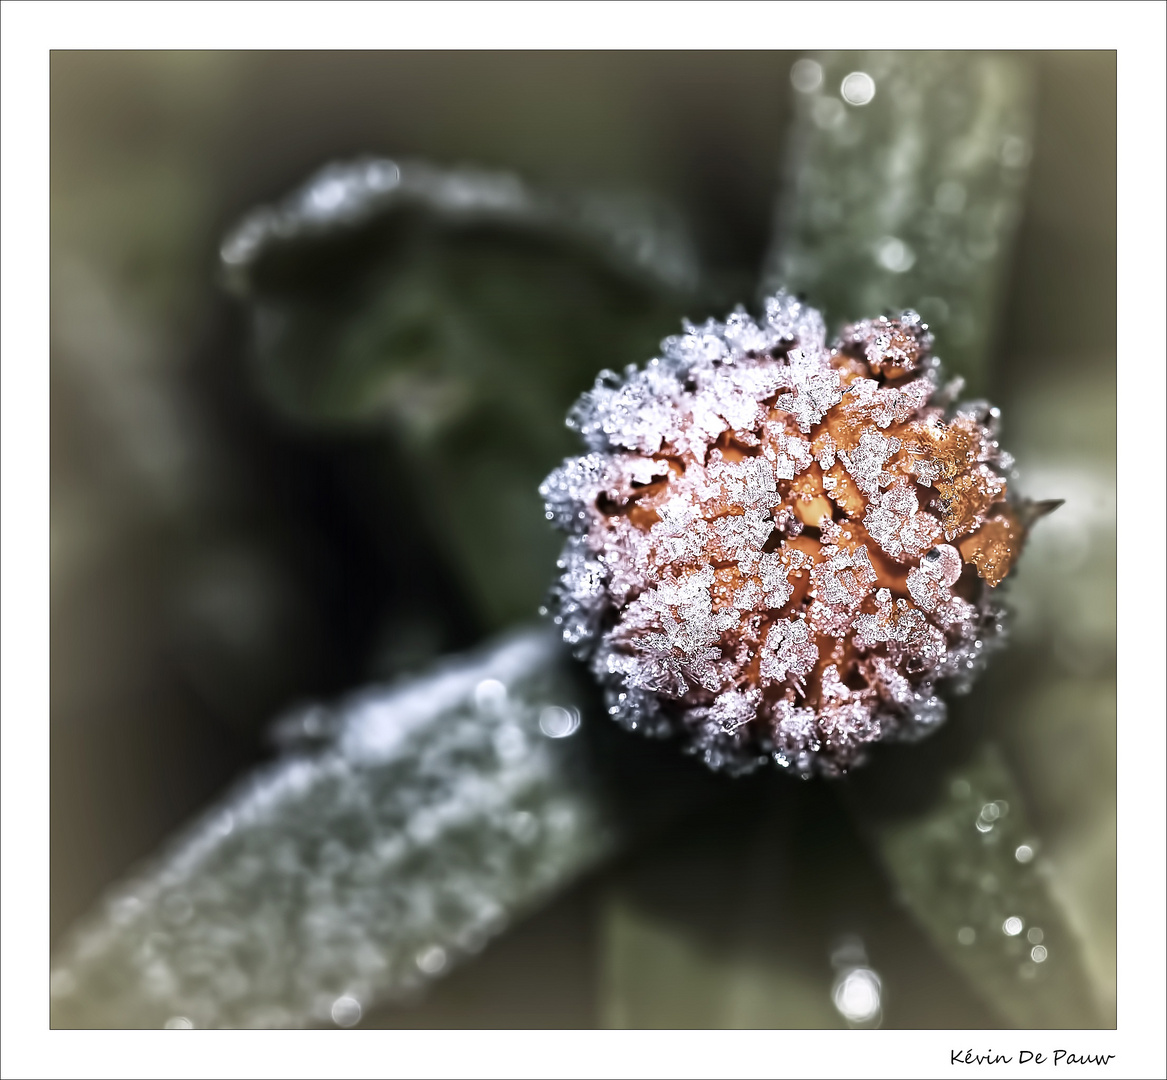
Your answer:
(840, 71), (876, 106)
(874, 236), (916, 273)
(832, 967), (882, 1025)
(474, 678), (507, 713)
(416, 945), (448, 975)
(330, 995), (362, 1028)
(539, 705), (580, 739)
(790, 58), (823, 94)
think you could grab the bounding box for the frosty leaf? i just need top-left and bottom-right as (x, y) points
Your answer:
(222, 158), (700, 628)
(855, 742), (1103, 1027)
(222, 157), (699, 429)
(766, 52), (1034, 393)
(598, 773), (1004, 1029)
(50, 627), (716, 1029)
(995, 370), (1118, 1018)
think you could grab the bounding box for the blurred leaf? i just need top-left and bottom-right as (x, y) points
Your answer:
(598, 786), (844, 1030)
(222, 158), (702, 627)
(993, 368), (1117, 1020)
(765, 51), (1034, 393)
(995, 674), (1117, 1020)
(859, 741), (1103, 1028)
(599, 769), (1008, 1030)
(50, 627), (719, 1029)
(601, 891), (843, 1030)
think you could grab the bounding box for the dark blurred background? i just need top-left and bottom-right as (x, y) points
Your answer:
(50, 51), (1115, 1026)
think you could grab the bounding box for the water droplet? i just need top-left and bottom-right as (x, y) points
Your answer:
(840, 71), (876, 106)
(874, 236), (916, 273)
(474, 678), (507, 713)
(832, 967), (882, 1025)
(790, 58), (823, 93)
(1027, 927), (1044, 945)
(164, 1016), (193, 1030)
(957, 927), (976, 946)
(330, 995), (362, 1027)
(1015, 844), (1035, 863)
(416, 945), (447, 975)
(1003, 916), (1024, 936)
(539, 705), (580, 739)
(1031, 945), (1048, 963)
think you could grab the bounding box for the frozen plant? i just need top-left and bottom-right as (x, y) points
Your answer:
(542, 292), (1044, 776)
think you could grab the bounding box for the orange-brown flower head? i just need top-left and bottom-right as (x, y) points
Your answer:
(540, 293), (1034, 775)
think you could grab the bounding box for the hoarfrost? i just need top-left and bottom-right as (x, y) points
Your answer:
(542, 293), (1024, 775)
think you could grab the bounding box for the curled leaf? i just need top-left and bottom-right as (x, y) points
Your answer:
(222, 158), (701, 627)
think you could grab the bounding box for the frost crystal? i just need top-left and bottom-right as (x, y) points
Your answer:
(541, 294), (1031, 775)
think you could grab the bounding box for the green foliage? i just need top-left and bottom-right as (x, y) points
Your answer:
(50, 631), (616, 1028)
(766, 52), (1033, 394)
(867, 742), (1103, 1027)
(227, 163), (699, 626)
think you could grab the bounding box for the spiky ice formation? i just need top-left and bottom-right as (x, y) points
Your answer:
(541, 292), (1030, 776)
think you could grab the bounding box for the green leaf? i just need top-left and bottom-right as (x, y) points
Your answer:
(991, 367), (1117, 1020)
(50, 627), (717, 1029)
(856, 741), (1104, 1028)
(598, 788), (846, 1030)
(222, 159), (701, 627)
(764, 51), (1035, 393)
(598, 772), (1014, 1030)
(601, 890), (844, 1030)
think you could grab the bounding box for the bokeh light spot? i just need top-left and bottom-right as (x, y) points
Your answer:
(790, 59), (823, 94)
(841, 71), (876, 105)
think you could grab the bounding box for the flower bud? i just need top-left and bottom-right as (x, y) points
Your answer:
(541, 293), (1037, 775)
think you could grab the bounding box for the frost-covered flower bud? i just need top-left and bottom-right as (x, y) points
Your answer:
(540, 292), (1038, 776)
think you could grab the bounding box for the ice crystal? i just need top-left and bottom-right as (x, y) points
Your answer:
(541, 293), (1031, 775)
